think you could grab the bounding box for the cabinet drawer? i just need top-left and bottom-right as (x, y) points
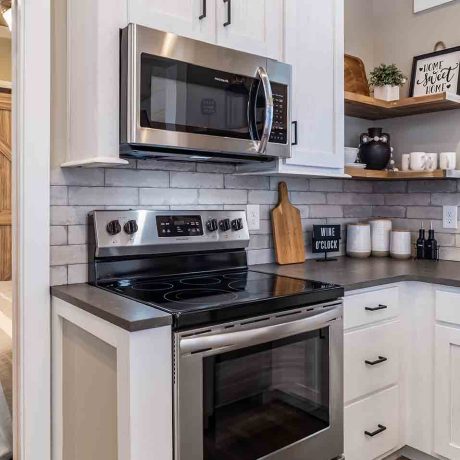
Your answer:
(435, 289), (460, 325)
(344, 287), (399, 330)
(345, 321), (400, 403)
(345, 386), (400, 460)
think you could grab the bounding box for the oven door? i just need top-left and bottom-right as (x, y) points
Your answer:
(121, 24), (291, 160)
(174, 302), (343, 460)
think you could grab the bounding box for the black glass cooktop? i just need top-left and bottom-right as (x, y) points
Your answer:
(99, 269), (343, 329)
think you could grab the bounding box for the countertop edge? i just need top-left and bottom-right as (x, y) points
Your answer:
(51, 285), (173, 332)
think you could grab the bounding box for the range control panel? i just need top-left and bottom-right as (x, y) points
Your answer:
(156, 215), (204, 237)
(91, 210), (250, 257)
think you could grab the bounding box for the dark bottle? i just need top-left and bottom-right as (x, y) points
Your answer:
(424, 222), (438, 260)
(416, 222), (425, 259)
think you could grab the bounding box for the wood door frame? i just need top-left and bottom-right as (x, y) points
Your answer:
(13, 0), (51, 458)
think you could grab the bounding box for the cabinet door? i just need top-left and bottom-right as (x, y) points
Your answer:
(215, 0), (283, 59)
(434, 325), (460, 459)
(128, 0), (216, 43)
(285, 0), (344, 170)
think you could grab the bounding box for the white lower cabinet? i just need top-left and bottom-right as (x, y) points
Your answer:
(344, 321), (400, 403)
(345, 386), (400, 460)
(434, 324), (460, 459)
(344, 283), (460, 460)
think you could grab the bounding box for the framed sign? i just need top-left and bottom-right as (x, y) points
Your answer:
(409, 46), (460, 97)
(312, 225), (341, 262)
(414, 0), (454, 12)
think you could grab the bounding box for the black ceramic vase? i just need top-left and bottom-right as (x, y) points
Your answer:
(358, 127), (391, 170)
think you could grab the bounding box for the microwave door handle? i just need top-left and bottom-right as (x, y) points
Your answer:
(256, 66), (274, 154)
(180, 306), (340, 354)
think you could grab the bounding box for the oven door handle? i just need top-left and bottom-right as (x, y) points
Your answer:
(180, 307), (341, 354)
(255, 66), (274, 154)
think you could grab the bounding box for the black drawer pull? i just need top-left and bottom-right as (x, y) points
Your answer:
(199, 0), (207, 19)
(365, 304), (388, 312)
(223, 0), (231, 26)
(365, 356), (388, 366)
(365, 424), (387, 437)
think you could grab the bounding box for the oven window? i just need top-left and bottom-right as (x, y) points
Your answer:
(139, 54), (266, 140)
(202, 329), (330, 460)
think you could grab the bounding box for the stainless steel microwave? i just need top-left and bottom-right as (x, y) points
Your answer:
(120, 24), (292, 163)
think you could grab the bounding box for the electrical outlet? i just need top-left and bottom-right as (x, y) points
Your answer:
(443, 205), (458, 229)
(246, 205), (260, 230)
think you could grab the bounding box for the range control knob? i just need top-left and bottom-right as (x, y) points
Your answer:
(231, 218), (244, 231)
(106, 220), (122, 235)
(206, 218), (218, 232)
(219, 218), (231, 232)
(124, 220), (139, 235)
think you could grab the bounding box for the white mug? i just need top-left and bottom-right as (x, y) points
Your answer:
(410, 152), (426, 171)
(440, 152), (456, 170)
(425, 153), (438, 172)
(401, 154), (410, 172)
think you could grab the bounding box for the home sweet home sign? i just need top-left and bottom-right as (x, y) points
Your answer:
(410, 47), (460, 96)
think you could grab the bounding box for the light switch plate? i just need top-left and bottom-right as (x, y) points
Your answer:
(443, 205), (458, 229)
(247, 205), (260, 230)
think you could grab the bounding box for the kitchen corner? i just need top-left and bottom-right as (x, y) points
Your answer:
(252, 256), (460, 291)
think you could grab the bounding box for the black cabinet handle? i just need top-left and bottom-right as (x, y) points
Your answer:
(365, 304), (388, 312)
(365, 424), (387, 437)
(199, 0), (207, 19)
(223, 0), (231, 26)
(292, 121), (298, 145)
(365, 356), (388, 366)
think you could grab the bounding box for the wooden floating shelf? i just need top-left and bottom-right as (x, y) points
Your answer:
(345, 167), (448, 180)
(345, 91), (460, 120)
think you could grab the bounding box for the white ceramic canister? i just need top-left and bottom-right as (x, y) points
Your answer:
(390, 230), (412, 260)
(369, 219), (392, 257)
(347, 223), (371, 258)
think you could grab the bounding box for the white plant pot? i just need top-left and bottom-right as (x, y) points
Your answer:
(374, 85), (400, 101)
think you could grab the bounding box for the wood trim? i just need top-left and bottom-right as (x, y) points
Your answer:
(0, 139), (11, 161)
(0, 211), (11, 225)
(0, 93), (11, 111)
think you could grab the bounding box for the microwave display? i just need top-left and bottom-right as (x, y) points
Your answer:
(139, 54), (288, 145)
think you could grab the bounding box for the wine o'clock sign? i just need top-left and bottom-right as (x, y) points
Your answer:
(312, 225), (341, 262)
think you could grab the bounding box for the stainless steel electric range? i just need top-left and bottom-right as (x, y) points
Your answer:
(88, 209), (345, 460)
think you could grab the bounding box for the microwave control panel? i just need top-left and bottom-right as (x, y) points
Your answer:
(269, 82), (288, 145)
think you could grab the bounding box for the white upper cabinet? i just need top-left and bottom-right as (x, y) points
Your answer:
(61, 0), (129, 167)
(285, 0), (344, 172)
(128, 0), (216, 43)
(215, 0), (283, 60)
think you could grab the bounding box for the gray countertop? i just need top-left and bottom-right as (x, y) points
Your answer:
(251, 257), (460, 291)
(52, 257), (460, 332)
(51, 284), (172, 332)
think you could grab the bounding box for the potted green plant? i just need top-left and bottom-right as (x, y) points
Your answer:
(369, 64), (407, 101)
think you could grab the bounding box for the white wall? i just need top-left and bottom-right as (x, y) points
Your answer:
(344, 0), (375, 72)
(345, 0), (460, 164)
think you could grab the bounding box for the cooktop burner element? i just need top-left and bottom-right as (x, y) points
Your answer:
(164, 288), (239, 305)
(88, 210), (344, 329)
(180, 276), (222, 286)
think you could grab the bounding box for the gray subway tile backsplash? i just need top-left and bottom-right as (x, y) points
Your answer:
(49, 162), (460, 285)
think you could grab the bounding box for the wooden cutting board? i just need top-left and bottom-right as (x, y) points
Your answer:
(271, 182), (305, 265)
(345, 54), (370, 96)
